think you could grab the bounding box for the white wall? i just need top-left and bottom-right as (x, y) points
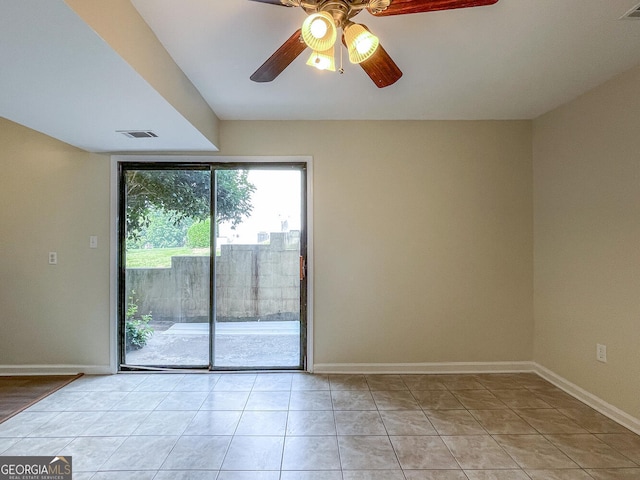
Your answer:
(0, 118), (111, 372)
(533, 64), (640, 419)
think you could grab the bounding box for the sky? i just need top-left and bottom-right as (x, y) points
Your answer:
(217, 169), (302, 245)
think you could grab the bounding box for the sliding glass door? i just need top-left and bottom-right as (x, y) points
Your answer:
(118, 162), (306, 370)
(213, 167), (305, 368)
(119, 165), (212, 368)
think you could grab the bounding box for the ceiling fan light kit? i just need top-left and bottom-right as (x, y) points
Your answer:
(250, 0), (500, 88)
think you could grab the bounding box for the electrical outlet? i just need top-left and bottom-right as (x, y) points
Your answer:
(596, 343), (607, 363)
(48, 252), (57, 265)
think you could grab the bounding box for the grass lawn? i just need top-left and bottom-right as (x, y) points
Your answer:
(126, 247), (211, 268)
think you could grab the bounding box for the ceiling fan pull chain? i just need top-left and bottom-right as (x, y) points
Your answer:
(339, 42), (344, 74)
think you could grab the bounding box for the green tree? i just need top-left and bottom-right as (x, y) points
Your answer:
(125, 169), (255, 240)
(126, 207), (190, 249)
(216, 170), (255, 229)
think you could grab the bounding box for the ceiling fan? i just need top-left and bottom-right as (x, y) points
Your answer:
(249, 0), (499, 88)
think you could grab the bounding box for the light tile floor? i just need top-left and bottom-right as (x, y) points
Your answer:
(1, 372), (639, 479)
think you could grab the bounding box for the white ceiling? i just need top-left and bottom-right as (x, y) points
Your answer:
(1, 1), (640, 152)
(133, 0), (640, 120)
(0, 0), (216, 152)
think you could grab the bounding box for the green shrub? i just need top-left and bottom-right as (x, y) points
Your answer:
(125, 291), (154, 351)
(186, 218), (211, 248)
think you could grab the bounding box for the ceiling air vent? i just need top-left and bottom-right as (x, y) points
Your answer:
(621, 3), (640, 19)
(117, 130), (158, 139)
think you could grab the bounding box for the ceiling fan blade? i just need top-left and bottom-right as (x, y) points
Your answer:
(248, 0), (292, 6)
(370, 0), (498, 16)
(250, 29), (306, 83)
(359, 44), (403, 88)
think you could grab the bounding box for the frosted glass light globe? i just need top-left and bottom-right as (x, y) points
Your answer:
(301, 12), (337, 51)
(314, 55), (331, 70)
(356, 37), (374, 54)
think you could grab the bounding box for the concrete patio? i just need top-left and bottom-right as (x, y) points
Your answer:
(125, 321), (301, 368)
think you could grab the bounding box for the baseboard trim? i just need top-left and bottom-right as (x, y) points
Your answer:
(3, 362), (637, 434)
(313, 361), (535, 374)
(0, 365), (113, 375)
(533, 363), (640, 436)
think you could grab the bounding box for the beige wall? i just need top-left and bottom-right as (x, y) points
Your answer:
(0, 118), (111, 371)
(0, 118), (533, 370)
(533, 65), (640, 419)
(218, 120), (534, 366)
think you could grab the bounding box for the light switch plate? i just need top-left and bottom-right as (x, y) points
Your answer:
(90, 236), (98, 249)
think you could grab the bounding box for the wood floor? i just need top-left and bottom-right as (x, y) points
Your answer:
(0, 374), (83, 423)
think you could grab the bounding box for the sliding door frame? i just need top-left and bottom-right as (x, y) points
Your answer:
(109, 155), (314, 373)
(210, 162), (308, 371)
(117, 162), (213, 371)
